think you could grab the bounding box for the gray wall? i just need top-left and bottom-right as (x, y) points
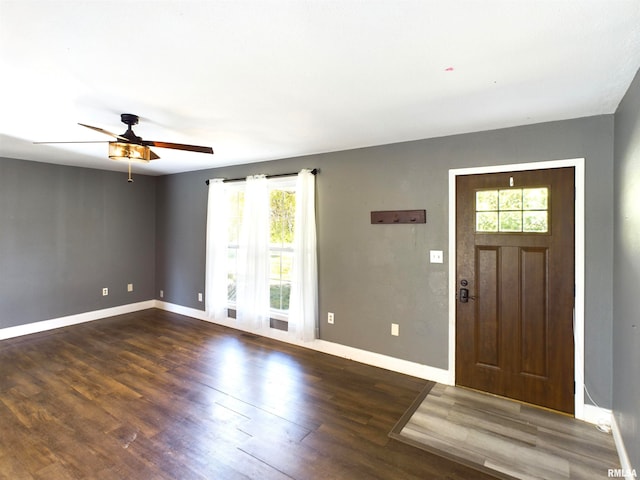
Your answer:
(0, 105), (631, 452)
(155, 114), (614, 408)
(613, 68), (640, 469)
(0, 158), (156, 328)
(155, 172), (208, 307)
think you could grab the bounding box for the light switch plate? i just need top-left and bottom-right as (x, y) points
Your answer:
(430, 250), (444, 263)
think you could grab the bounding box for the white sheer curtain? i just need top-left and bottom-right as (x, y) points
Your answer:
(205, 179), (229, 322)
(236, 175), (271, 331)
(288, 169), (318, 341)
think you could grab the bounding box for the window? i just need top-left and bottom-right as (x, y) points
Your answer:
(227, 185), (244, 305)
(206, 169), (317, 340)
(226, 179), (296, 319)
(476, 187), (549, 233)
(269, 187), (295, 314)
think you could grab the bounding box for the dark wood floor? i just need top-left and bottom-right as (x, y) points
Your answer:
(0, 309), (496, 480)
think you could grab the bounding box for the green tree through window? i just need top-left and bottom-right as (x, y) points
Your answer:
(475, 187), (549, 233)
(269, 189), (295, 311)
(227, 183), (297, 316)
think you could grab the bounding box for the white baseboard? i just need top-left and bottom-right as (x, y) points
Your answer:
(155, 300), (451, 384)
(155, 300), (208, 321)
(2, 300), (610, 431)
(583, 403), (613, 427)
(0, 300), (156, 340)
(583, 404), (637, 477)
(310, 339), (451, 384)
(612, 414), (636, 479)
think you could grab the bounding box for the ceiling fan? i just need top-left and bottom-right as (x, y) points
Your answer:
(36, 113), (214, 182)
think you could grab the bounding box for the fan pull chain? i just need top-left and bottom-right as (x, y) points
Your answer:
(128, 160), (133, 183)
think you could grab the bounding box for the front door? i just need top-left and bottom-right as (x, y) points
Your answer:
(456, 167), (575, 414)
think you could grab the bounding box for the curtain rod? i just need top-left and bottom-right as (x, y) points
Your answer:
(205, 168), (318, 185)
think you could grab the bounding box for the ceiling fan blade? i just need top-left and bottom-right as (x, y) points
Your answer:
(78, 123), (129, 142)
(143, 140), (213, 154)
(34, 140), (109, 144)
(149, 149), (160, 160)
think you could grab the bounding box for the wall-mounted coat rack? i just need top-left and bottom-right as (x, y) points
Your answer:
(371, 209), (426, 224)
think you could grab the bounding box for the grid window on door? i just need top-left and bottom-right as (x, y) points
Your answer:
(476, 187), (549, 233)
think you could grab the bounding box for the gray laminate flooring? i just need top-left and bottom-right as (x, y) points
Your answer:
(390, 383), (620, 479)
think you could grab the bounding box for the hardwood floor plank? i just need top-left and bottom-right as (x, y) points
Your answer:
(33, 462), (76, 480)
(0, 309), (496, 479)
(303, 423), (425, 480)
(0, 456), (29, 480)
(240, 434), (362, 479)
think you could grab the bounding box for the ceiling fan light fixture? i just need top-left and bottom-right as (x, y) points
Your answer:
(108, 142), (151, 163)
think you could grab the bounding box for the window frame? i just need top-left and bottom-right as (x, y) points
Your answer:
(226, 177), (297, 323)
(474, 186), (550, 234)
(267, 177), (296, 320)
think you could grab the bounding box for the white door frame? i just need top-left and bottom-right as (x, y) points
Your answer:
(447, 158), (586, 420)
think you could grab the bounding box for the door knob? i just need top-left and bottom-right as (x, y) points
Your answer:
(459, 279), (473, 303)
(459, 288), (469, 303)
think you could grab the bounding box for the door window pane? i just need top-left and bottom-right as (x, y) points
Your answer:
(476, 190), (498, 211)
(476, 211), (498, 232)
(476, 187), (549, 233)
(499, 189), (522, 210)
(523, 188), (548, 210)
(499, 211), (522, 232)
(523, 211), (548, 232)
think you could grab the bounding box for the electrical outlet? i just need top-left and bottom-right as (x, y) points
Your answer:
(328, 312), (335, 324)
(127, 283), (133, 292)
(102, 287), (108, 296)
(160, 290), (164, 298)
(391, 323), (399, 336)
(198, 292), (203, 302)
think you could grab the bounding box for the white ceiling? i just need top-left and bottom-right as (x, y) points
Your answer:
(1, 1), (639, 176)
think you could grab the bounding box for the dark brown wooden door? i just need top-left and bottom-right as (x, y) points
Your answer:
(456, 167), (575, 414)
